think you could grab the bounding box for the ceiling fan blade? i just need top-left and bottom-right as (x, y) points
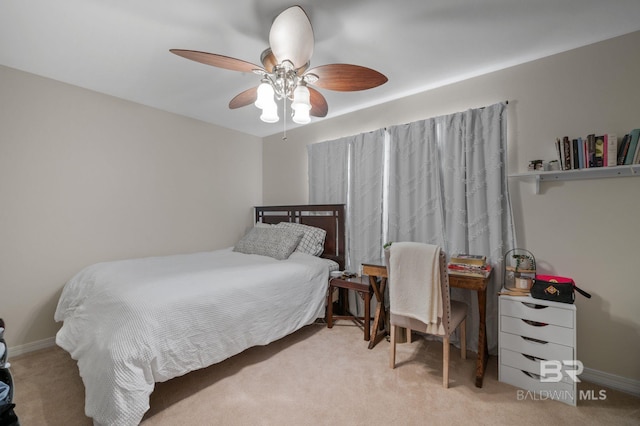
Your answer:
(170, 49), (262, 73)
(229, 87), (258, 109)
(306, 64), (388, 91)
(309, 87), (328, 117)
(269, 6), (314, 69)
(260, 48), (277, 73)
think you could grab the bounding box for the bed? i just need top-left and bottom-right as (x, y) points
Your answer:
(54, 204), (345, 426)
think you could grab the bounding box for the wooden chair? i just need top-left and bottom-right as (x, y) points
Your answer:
(388, 243), (467, 388)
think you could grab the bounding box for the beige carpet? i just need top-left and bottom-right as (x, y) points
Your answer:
(9, 321), (640, 425)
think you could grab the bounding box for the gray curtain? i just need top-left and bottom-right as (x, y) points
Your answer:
(308, 129), (385, 317)
(387, 102), (514, 354)
(308, 102), (514, 354)
(346, 129), (386, 272)
(436, 103), (515, 354)
(308, 129), (385, 272)
(387, 118), (446, 245)
(308, 138), (349, 206)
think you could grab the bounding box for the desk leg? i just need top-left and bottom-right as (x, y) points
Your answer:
(475, 287), (488, 388)
(363, 290), (371, 341)
(368, 275), (387, 349)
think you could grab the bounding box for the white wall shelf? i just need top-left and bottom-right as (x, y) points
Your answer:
(508, 164), (640, 194)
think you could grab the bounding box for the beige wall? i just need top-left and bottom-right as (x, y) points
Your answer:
(262, 31), (640, 381)
(2, 30), (638, 384)
(0, 65), (262, 349)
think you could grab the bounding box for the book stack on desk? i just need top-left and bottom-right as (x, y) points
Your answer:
(447, 254), (492, 278)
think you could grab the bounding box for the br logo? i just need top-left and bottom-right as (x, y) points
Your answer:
(540, 360), (583, 383)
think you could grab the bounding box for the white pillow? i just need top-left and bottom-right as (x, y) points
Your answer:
(275, 222), (326, 256)
(233, 227), (303, 260)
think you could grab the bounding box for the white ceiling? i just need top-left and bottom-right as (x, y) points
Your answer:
(2, 1), (640, 138)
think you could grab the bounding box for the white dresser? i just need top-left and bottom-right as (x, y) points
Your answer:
(498, 294), (577, 406)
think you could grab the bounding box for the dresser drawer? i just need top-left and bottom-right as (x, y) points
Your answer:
(499, 364), (576, 406)
(500, 348), (574, 385)
(500, 331), (573, 361)
(500, 298), (574, 328)
(501, 315), (573, 346)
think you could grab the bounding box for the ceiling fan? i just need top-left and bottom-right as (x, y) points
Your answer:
(170, 5), (388, 127)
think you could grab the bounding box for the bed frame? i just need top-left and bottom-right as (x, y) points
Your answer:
(255, 204), (345, 270)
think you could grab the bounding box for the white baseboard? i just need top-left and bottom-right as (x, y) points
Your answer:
(582, 367), (640, 398)
(8, 336), (56, 358)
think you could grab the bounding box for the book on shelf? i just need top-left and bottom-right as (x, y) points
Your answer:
(576, 137), (585, 169)
(606, 133), (618, 167)
(563, 136), (572, 170)
(449, 253), (486, 266)
(547, 129), (638, 172)
(571, 138), (579, 169)
(555, 138), (563, 170)
(594, 135), (605, 167)
(625, 128), (640, 165)
(447, 263), (492, 278)
(617, 134), (630, 165)
(633, 132), (640, 164)
(587, 134), (596, 168)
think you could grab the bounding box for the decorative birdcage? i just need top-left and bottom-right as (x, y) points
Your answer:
(503, 248), (536, 291)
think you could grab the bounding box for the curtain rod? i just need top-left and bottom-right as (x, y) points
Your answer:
(336, 101), (510, 137)
(482, 100), (509, 108)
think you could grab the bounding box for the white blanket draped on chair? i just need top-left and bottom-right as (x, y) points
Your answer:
(389, 242), (444, 334)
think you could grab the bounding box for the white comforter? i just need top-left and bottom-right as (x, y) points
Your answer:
(54, 248), (331, 426)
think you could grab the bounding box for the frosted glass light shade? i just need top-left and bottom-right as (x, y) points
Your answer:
(292, 106), (310, 124)
(255, 82), (274, 109)
(291, 85), (310, 111)
(260, 100), (279, 123)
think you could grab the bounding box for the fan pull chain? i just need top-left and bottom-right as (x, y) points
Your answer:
(282, 97), (287, 141)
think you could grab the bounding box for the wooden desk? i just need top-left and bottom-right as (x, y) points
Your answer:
(447, 273), (490, 388)
(361, 262), (389, 350)
(361, 260), (490, 388)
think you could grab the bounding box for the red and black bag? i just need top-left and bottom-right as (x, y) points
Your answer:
(531, 275), (591, 304)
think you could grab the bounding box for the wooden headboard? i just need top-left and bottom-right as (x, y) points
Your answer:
(255, 204), (345, 270)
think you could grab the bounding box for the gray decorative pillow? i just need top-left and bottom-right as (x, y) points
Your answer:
(275, 222), (326, 256)
(233, 227), (303, 260)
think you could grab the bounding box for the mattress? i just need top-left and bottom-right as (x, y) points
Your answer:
(55, 248), (331, 426)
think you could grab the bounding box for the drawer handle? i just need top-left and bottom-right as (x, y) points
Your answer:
(521, 336), (548, 345)
(522, 353), (546, 362)
(522, 370), (542, 380)
(522, 302), (547, 310)
(522, 319), (548, 327)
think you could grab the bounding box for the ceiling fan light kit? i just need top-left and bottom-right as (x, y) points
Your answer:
(259, 102), (279, 124)
(254, 81), (274, 110)
(171, 5), (387, 131)
(291, 85), (311, 124)
(253, 58), (312, 124)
